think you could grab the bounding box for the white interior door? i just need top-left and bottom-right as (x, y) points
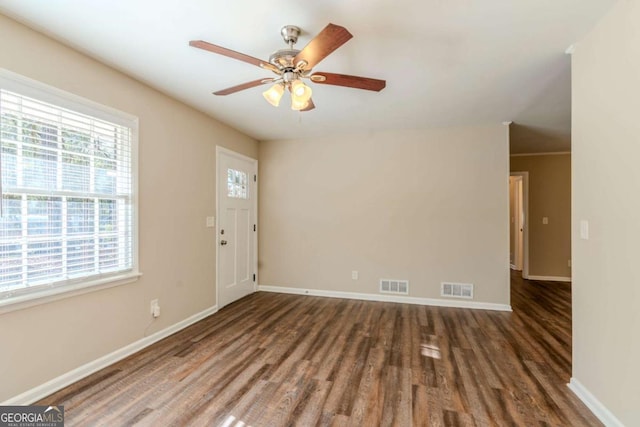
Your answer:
(510, 171), (529, 278)
(509, 175), (525, 271)
(217, 147), (257, 308)
(511, 176), (525, 271)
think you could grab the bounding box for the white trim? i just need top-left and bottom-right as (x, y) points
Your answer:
(510, 175), (524, 272)
(510, 172), (530, 279)
(258, 285), (512, 312)
(215, 146), (258, 165)
(510, 151), (571, 157)
(568, 378), (624, 427)
(0, 272), (142, 315)
(527, 275), (572, 282)
(1, 304), (218, 405)
(510, 264), (517, 270)
(0, 68), (137, 126)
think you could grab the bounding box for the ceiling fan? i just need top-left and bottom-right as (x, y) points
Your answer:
(189, 23), (386, 111)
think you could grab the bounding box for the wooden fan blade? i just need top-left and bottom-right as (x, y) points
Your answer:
(310, 72), (386, 92)
(189, 40), (279, 73)
(213, 78), (276, 96)
(301, 98), (315, 112)
(293, 24), (353, 70)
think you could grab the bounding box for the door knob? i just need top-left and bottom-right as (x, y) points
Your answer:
(220, 240), (228, 246)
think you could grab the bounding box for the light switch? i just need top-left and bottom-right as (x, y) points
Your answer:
(542, 217), (549, 225)
(206, 216), (215, 228)
(580, 220), (589, 240)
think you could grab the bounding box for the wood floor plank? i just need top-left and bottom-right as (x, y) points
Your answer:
(233, 380), (279, 426)
(289, 379), (332, 426)
(260, 360), (312, 426)
(37, 272), (603, 426)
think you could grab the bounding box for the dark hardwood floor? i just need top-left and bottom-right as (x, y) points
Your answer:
(39, 271), (601, 426)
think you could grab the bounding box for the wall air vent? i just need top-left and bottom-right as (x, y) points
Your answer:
(380, 279), (409, 295)
(441, 282), (474, 299)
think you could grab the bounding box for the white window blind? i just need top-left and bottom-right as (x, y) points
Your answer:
(0, 72), (138, 304)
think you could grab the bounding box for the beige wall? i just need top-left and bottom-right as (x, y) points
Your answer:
(0, 14), (257, 401)
(258, 126), (510, 305)
(572, 0), (640, 424)
(510, 154), (571, 278)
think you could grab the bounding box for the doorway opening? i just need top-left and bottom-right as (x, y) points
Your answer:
(509, 172), (529, 278)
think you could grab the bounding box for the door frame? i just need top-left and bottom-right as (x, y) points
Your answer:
(215, 146), (258, 307)
(510, 171), (529, 278)
(510, 175), (524, 271)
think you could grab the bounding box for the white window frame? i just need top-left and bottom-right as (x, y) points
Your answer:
(0, 69), (140, 314)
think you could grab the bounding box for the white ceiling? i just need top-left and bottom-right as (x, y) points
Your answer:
(0, 0), (616, 150)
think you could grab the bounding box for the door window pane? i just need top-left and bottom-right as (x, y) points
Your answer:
(227, 168), (248, 199)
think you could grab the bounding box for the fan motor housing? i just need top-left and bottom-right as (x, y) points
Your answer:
(269, 49), (301, 69)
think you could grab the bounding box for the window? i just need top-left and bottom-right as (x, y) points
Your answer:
(0, 70), (138, 308)
(227, 168), (248, 199)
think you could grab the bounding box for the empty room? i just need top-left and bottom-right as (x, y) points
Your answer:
(0, 0), (638, 426)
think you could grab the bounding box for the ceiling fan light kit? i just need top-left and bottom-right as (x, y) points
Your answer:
(290, 79), (313, 110)
(189, 23), (386, 112)
(290, 97), (309, 111)
(262, 83), (285, 107)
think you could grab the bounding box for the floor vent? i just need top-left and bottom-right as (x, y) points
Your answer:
(441, 282), (474, 299)
(380, 279), (409, 295)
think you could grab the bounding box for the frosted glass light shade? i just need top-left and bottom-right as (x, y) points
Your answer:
(290, 80), (312, 110)
(291, 80), (312, 103)
(290, 97), (310, 111)
(262, 84), (284, 107)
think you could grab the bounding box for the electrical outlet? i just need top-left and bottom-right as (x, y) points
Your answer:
(150, 299), (160, 318)
(580, 220), (589, 240)
(352, 270), (358, 280)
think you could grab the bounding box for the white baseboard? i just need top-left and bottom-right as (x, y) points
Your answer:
(568, 378), (624, 427)
(258, 285), (511, 312)
(527, 275), (572, 282)
(2, 304), (218, 405)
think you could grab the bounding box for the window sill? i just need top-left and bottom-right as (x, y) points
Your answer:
(0, 272), (143, 315)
